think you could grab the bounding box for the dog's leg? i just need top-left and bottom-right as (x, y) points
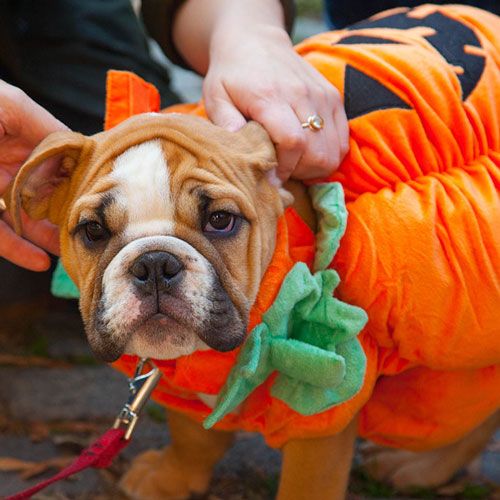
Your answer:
(120, 409), (234, 500)
(361, 410), (499, 490)
(277, 415), (358, 500)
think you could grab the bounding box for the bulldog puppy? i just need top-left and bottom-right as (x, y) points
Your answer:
(8, 112), (357, 499)
(8, 112), (495, 500)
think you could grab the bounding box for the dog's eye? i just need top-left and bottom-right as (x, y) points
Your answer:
(204, 211), (236, 233)
(85, 221), (108, 242)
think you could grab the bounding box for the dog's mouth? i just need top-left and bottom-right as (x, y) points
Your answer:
(134, 312), (185, 343)
(87, 277), (247, 363)
(137, 292), (197, 336)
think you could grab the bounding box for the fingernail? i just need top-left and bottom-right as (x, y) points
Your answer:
(224, 122), (245, 132)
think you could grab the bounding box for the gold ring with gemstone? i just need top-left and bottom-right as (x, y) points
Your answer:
(301, 114), (324, 131)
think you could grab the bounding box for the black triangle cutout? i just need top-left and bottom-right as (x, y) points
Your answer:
(344, 65), (411, 120)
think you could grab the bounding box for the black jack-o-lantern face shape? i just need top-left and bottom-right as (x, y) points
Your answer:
(332, 7), (486, 120)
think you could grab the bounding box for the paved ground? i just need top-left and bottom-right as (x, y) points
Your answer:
(1, 15), (498, 500)
(0, 298), (498, 499)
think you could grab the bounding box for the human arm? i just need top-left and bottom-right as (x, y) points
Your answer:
(149, 0), (349, 181)
(0, 80), (64, 271)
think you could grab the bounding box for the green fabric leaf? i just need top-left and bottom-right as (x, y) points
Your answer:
(311, 183), (347, 272)
(204, 183), (368, 429)
(203, 323), (272, 429)
(270, 338), (346, 388)
(51, 260), (80, 299)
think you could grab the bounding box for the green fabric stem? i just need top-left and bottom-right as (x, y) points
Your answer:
(312, 182), (348, 272)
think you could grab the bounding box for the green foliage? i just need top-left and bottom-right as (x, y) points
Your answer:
(70, 354), (99, 366)
(146, 402), (166, 423)
(461, 484), (493, 499)
(349, 467), (494, 499)
(263, 473), (280, 497)
(350, 467), (396, 497)
(296, 0), (323, 18)
(27, 335), (49, 357)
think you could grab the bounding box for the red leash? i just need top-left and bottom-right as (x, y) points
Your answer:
(4, 428), (128, 500)
(4, 359), (161, 500)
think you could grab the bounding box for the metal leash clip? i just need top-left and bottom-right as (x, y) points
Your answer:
(113, 358), (161, 439)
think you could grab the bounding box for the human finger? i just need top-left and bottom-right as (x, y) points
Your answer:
(248, 99), (306, 181)
(333, 103), (350, 162)
(0, 82), (68, 143)
(293, 108), (337, 180)
(0, 219), (52, 271)
(21, 217), (60, 256)
(2, 211), (60, 256)
(0, 169), (12, 193)
(204, 82), (247, 132)
(291, 84), (348, 179)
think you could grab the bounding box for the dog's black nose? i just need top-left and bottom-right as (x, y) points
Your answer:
(130, 251), (184, 294)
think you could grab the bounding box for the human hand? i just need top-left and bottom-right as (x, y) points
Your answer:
(203, 24), (349, 182)
(0, 81), (66, 271)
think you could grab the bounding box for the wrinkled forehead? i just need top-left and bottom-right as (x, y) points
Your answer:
(69, 139), (185, 230)
(64, 113), (275, 237)
(89, 112), (240, 165)
(68, 136), (257, 236)
(66, 113), (275, 219)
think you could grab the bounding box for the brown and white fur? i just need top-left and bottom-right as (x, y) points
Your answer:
(7, 113), (498, 499)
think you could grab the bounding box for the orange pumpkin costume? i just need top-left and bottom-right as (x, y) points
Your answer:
(103, 4), (500, 451)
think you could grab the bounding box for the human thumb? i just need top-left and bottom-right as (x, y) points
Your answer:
(204, 84), (247, 132)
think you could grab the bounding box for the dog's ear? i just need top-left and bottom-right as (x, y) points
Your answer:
(7, 130), (90, 235)
(235, 121), (294, 209)
(235, 121), (278, 172)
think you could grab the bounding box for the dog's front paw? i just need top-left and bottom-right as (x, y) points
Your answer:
(120, 448), (192, 500)
(360, 443), (456, 490)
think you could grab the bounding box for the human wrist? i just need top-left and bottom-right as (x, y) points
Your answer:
(209, 19), (292, 66)
(173, 0), (290, 74)
(210, 0), (290, 55)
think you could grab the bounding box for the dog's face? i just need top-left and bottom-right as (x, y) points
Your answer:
(9, 114), (287, 361)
